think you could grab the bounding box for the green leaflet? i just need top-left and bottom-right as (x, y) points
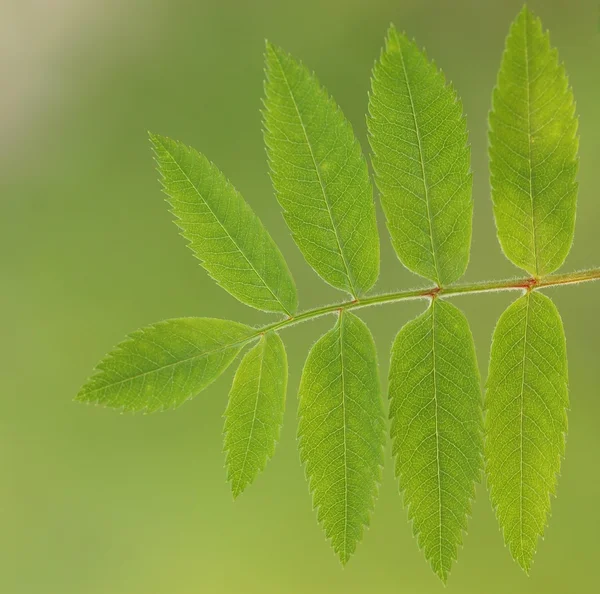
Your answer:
(298, 311), (385, 563)
(150, 134), (297, 315)
(368, 26), (472, 287)
(263, 43), (380, 298)
(489, 7), (578, 277)
(77, 318), (253, 412)
(389, 299), (483, 582)
(485, 291), (568, 572)
(224, 332), (287, 498)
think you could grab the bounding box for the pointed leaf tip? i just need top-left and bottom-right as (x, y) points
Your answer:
(148, 131), (167, 151)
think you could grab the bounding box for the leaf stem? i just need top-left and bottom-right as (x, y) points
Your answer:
(255, 267), (600, 338)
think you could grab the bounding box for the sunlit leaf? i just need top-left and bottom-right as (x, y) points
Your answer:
(368, 26), (472, 286)
(298, 311), (385, 563)
(489, 7), (578, 277)
(224, 332), (287, 497)
(389, 299), (483, 582)
(151, 134), (297, 315)
(77, 318), (253, 412)
(485, 291), (568, 572)
(264, 43), (380, 297)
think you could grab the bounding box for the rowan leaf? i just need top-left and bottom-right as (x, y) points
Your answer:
(150, 133), (297, 315)
(368, 26), (472, 286)
(298, 311), (385, 563)
(389, 299), (483, 582)
(224, 331), (287, 498)
(489, 7), (578, 277)
(485, 291), (568, 572)
(263, 43), (380, 298)
(77, 318), (253, 413)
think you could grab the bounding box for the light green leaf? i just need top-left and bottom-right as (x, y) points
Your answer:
(485, 291), (568, 572)
(298, 311), (385, 563)
(77, 318), (253, 413)
(489, 7), (578, 277)
(368, 26), (472, 287)
(224, 331), (287, 498)
(389, 299), (483, 582)
(150, 133), (297, 315)
(263, 43), (380, 298)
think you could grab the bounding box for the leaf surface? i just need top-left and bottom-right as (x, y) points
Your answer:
(224, 331), (287, 497)
(151, 133), (297, 315)
(485, 291), (568, 572)
(368, 27), (472, 286)
(298, 311), (385, 563)
(263, 44), (379, 297)
(77, 318), (253, 412)
(389, 299), (483, 582)
(489, 7), (578, 277)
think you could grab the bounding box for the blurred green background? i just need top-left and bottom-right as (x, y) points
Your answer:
(2, 0), (598, 592)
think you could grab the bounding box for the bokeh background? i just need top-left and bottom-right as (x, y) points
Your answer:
(2, 0), (599, 592)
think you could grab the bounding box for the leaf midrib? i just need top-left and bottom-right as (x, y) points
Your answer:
(158, 137), (293, 316)
(338, 313), (350, 561)
(235, 336), (268, 492)
(431, 301), (445, 573)
(523, 15), (541, 278)
(517, 292), (532, 565)
(396, 38), (442, 286)
(271, 50), (359, 299)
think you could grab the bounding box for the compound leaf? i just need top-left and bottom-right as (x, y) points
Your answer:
(485, 291), (568, 572)
(489, 7), (578, 277)
(224, 331), (287, 498)
(368, 26), (472, 287)
(389, 299), (483, 582)
(263, 43), (380, 298)
(77, 318), (253, 413)
(150, 133), (297, 315)
(298, 311), (385, 563)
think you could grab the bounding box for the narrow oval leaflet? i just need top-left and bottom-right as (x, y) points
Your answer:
(389, 299), (483, 582)
(485, 291), (568, 572)
(368, 26), (472, 287)
(224, 331), (288, 498)
(489, 7), (578, 277)
(298, 311), (385, 563)
(150, 134), (297, 315)
(76, 318), (253, 412)
(263, 43), (380, 298)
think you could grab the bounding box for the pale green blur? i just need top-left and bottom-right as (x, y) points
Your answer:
(2, 0), (599, 592)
